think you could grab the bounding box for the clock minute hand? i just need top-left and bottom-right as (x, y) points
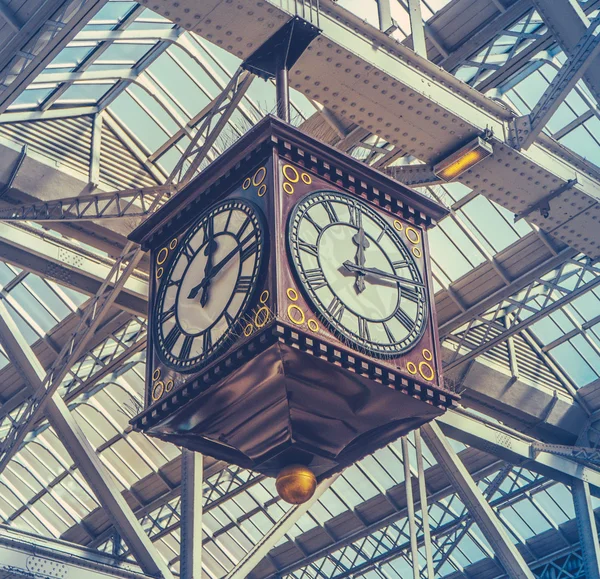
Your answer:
(343, 261), (425, 288)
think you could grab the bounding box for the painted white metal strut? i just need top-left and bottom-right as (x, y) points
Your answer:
(180, 450), (203, 579)
(225, 474), (339, 579)
(572, 478), (600, 579)
(421, 421), (535, 579)
(510, 17), (600, 150)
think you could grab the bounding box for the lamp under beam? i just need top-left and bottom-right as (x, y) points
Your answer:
(433, 137), (493, 181)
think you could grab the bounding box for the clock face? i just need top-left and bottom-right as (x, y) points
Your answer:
(287, 191), (427, 357)
(153, 198), (265, 372)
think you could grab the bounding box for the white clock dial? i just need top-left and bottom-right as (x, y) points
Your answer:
(288, 191), (427, 357)
(153, 198), (265, 371)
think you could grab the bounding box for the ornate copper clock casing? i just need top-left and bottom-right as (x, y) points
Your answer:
(130, 116), (459, 481)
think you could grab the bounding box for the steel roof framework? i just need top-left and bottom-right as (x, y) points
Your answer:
(0, 0), (598, 578)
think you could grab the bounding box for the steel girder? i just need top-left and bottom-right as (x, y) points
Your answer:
(0, 0), (108, 113)
(0, 524), (151, 579)
(423, 424), (534, 579)
(0, 185), (171, 222)
(509, 17), (600, 150)
(572, 479), (600, 579)
(531, 0), (600, 108)
(180, 450), (203, 579)
(441, 254), (600, 389)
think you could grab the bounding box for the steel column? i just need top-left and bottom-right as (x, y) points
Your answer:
(376, 0), (393, 33)
(408, 0), (427, 58)
(421, 421), (535, 579)
(572, 478), (600, 579)
(0, 299), (173, 579)
(224, 474), (339, 579)
(401, 437), (420, 579)
(415, 430), (435, 578)
(180, 450), (203, 579)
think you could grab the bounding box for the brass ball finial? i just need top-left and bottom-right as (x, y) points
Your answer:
(276, 465), (317, 505)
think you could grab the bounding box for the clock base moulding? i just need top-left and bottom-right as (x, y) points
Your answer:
(129, 115), (459, 483)
(132, 322), (457, 480)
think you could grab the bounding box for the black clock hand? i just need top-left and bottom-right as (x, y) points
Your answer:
(343, 261), (425, 288)
(188, 242), (243, 300)
(351, 220), (370, 294)
(187, 220), (217, 301)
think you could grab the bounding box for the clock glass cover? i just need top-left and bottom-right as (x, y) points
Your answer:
(288, 191), (427, 357)
(153, 198), (265, 371)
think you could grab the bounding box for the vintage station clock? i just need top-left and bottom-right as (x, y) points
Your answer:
(130, 115), (459, 502)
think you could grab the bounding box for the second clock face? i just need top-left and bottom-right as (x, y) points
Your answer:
(153, 198), (265, 372)
(288, 191), (427, 357)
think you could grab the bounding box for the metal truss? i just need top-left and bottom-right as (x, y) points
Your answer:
(0, 0), (108, 113)
(0, 186), (170, 222)
(0, 299), (173, 578)
(0, 525), (151, 579)
(168, 67), (254, 189)
(441, 254), (600, 384)
(509, 18), (600, 150)
(0, 59), (250, 483)
(273, 454), (547, 579)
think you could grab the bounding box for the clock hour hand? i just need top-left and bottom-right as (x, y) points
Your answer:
(343, 261), (425, 288)
(187, 237), (217, 302)
(351, 221), (370, 294)
(187, 243), (243, 301)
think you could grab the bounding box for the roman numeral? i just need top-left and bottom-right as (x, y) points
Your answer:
(328, 296), (345, 322)
(392, 260), (409, 270)
(235, 275), (253, 294)
(383, 322), (395, 343)
(180, 335), (194, 360)
(240, 232), (258, 262)
(159, 306), (175, 324)
(203, 331), (213, 352)
(348, 203), (361, 227)
(202, 215), (215, 242)
(322, 201), (339, 224)
(163, 325), (181, 352)
(394, 308), (414, 331)
(304, 212), (323, 233)
(304, 268), (327, 290)
(182, 243), (195, 260)
(299, 239), (319, 258)
(224, 210), (233, 232)
(401, 285), (422, 304)
(377, 225), (391, 243)
(224, 310), (235, 326)
(236, 216), (251, 240)
(358, 317), (370, 341)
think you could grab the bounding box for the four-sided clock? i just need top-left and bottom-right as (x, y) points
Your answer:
(130, 115), (459, 482)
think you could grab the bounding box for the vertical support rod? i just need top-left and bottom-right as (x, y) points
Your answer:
(377, 0), (393, 33)
(572, 478), (600, 579)
(276, 54), (290, 122)
(402, 436), (420, 579)
(181, 450), (204, 579)
(90, 112), (103, 186)
(408, 0), (427, 58)
(415, 430), (435, 578)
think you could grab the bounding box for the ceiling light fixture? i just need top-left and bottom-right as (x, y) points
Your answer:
(433, 136), (493, 181)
